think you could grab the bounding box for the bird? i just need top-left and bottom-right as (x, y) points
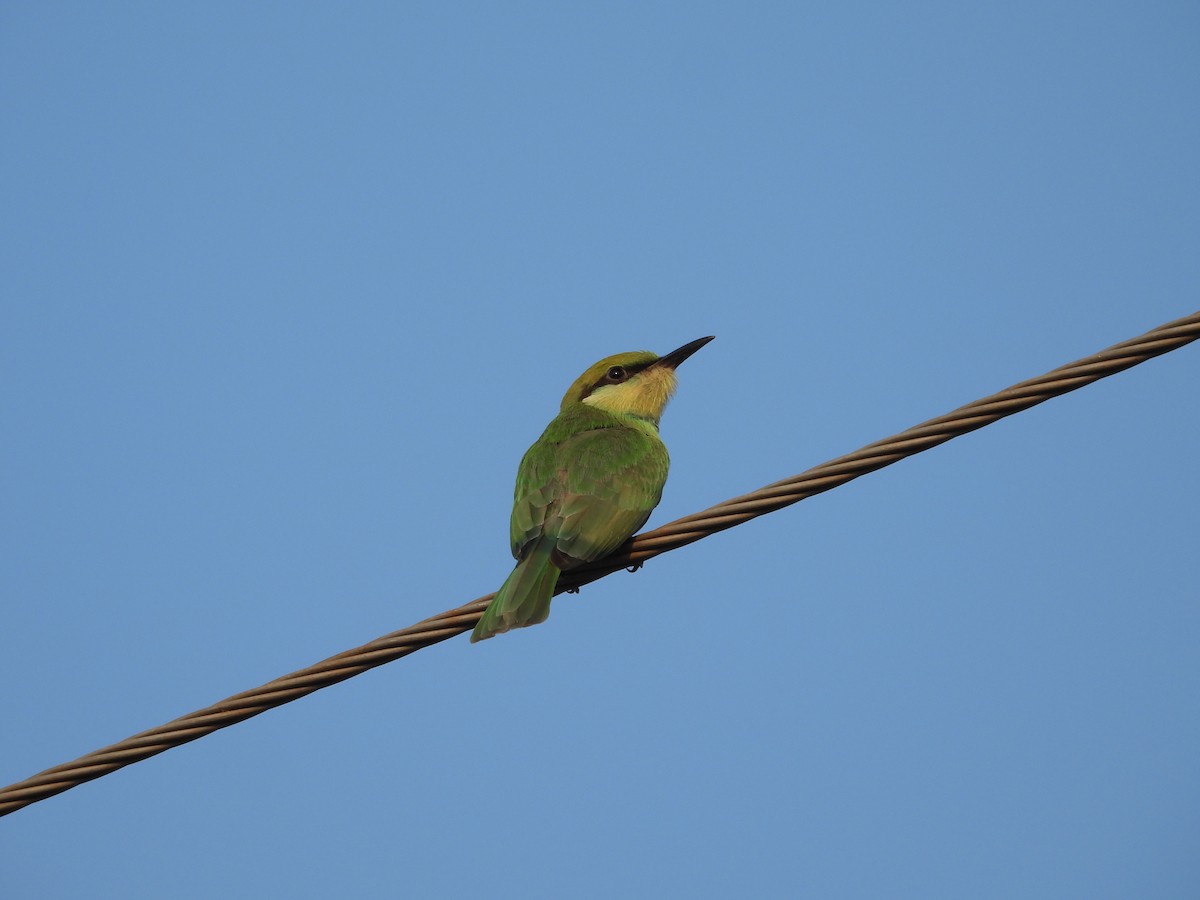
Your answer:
(471, 336), (714, 643)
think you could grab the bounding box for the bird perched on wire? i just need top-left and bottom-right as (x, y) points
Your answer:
(471, 336), (714, 643)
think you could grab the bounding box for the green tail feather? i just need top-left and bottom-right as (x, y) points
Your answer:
(471, 539), (562, 643)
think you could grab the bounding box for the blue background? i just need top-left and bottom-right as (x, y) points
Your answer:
(3, 3), (1198, 897)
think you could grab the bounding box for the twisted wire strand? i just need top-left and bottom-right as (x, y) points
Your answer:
(2, 310), (1197, 817)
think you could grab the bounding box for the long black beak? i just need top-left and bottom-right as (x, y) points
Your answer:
(655, 335), (715, 370)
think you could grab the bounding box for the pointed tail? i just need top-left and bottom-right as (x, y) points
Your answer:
(471, 538), (562, 643)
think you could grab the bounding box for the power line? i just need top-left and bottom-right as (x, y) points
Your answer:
(2, 310), (1197, 817)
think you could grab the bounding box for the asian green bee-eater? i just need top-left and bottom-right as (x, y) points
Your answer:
(471, 336), (714, 643)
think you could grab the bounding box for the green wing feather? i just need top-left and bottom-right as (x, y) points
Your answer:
(511, 405), (668, 564)
(472, 405), (668, 642)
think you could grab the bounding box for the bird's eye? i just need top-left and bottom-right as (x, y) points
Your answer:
(606, 366), (627, 381)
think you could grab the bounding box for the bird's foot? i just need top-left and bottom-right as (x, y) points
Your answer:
(625, 562), (643, 574)
(565, 586), (581, 594)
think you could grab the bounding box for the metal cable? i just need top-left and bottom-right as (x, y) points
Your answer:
(3, 310), (1197, 817)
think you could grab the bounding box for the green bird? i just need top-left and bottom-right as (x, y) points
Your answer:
(471, 336), (714, 643)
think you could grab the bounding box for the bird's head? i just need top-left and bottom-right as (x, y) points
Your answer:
(560, 336), (714, 424)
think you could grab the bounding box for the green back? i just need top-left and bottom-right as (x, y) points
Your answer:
(510, 403), (669, 566)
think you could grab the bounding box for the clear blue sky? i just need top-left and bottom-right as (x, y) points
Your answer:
(3, 3), (1198, 897)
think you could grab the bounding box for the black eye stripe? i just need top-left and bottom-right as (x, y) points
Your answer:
(579, 360), (653, 399)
